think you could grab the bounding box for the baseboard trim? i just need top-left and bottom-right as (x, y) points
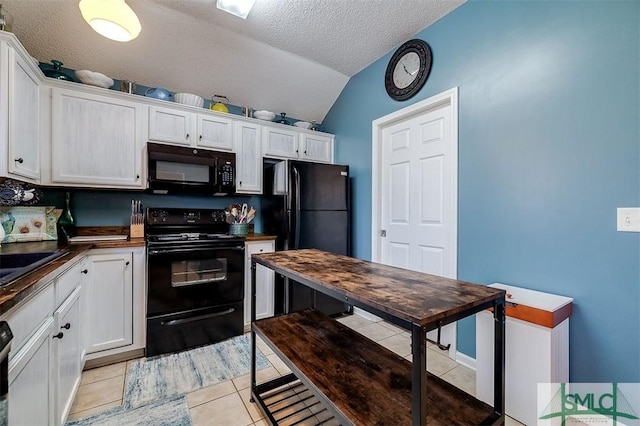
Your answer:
(353, 306), (382, 322)
(455, 351), (476, 370)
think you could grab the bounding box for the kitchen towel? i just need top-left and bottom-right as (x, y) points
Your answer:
(66, 395), (191, 426)
(124, 334), (269, 409)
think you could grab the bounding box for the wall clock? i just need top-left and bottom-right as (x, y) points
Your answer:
(384, 39), (432, 101)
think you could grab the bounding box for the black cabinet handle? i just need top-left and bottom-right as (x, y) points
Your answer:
(81, 269), (88, 274)
(199, 135), (203, 140)
(61, 323), (71, 330)
(15, 158), (23, 163)
(136, 174), (140, 179)
(53, 332), (64, 339)
(186, 133), (190, 139)
(126, 261), (130, 266)
(304, 150), (307, 155)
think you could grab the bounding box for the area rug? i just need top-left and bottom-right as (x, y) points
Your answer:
(66, 395), (191, 426)
(124, 334), (270, 409)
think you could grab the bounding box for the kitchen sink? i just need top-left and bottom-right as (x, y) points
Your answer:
(0, 250), (69, 286)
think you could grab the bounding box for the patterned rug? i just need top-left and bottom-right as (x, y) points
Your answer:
(124, 334), (270, 409)
(66, 396), (191, 426)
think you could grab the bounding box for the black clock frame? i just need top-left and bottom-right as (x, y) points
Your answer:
(384, 39), (432, 101)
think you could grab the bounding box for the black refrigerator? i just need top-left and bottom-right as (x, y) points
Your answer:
(262, 159), (352, 316)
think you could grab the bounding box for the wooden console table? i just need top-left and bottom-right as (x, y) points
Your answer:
(249, 249), (506, 425)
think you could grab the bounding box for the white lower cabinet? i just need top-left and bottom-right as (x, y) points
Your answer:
(8, 318), (54, 426)
(53, 287), (82, 426)
(84, 251), (133, 354)
(244, 240), (275, 326)
(84, 246), (146, 360)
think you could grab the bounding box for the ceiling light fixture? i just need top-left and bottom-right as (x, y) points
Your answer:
(216, 0), (256, 19)
(79, 0), (141, 42)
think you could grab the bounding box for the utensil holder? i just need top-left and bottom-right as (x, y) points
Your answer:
(130, 223), (144, 239)
(229, 223), (248, 236)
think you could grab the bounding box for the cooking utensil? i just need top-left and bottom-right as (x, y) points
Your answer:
(240, 204), (248, 222)
(225, 211), (234, 224)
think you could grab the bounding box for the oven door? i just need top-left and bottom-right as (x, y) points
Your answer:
(147, 242), (245, 317)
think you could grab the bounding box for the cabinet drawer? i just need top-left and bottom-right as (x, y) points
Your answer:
(246, 241), (275, 258)
(56, 258), (85, 307)
(6, 285), (54, 356)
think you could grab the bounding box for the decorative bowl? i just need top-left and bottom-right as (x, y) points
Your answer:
(253, 110), (276, 121)
(175, 92), (204, 108)
(74, 70), (114, 88)
(145, 87), (173, 101)
(294, 121), (312, 129)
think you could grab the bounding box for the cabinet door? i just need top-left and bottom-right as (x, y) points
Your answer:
(9, 318), (54, 426)
(300, 133), (333, 163)
(51, 88), (143, 188)
(85, 251), (133, 354)
(7, 46), (40, 180)
(148, 105), (194, 146)
(235, 121), (262, 194)
(197, 114), (233, 151)
(244, 241), (275, 326)
(262, 126), (299, 159)
(54, 287), (82, 426)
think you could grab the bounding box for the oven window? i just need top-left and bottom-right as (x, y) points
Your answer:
(156, 160), (209, 183)
(171, 258), (227, 287)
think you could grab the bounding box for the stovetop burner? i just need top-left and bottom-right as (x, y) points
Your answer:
(145, 208), (244, 244)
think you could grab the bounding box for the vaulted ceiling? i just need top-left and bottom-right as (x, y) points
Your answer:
(3, 0), (464, 122)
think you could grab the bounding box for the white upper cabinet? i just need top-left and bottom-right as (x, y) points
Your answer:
(0, 36), (42, 182)
(50, 88), (144, 188)
(197, 114), (234, 151)
(262, 124), (333, 163)
(300, 132), (334, 163)
(262, 125), (299, 159)
(149, 105), (234, 151)
(148, 105), (192, 146)
(235, 121), (262, 194)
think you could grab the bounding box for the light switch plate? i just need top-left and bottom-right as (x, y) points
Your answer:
(617, 207), (640, 232)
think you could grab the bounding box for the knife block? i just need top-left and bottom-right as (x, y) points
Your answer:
(129, 223), (144, 239)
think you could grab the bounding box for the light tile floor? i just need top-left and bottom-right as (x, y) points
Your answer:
(68, 314), (524, 425)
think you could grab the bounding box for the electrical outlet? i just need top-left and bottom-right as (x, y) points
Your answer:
(617, 207), (640, 232)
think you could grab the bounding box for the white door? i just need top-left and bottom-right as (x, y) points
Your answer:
(373, 88), (458, 358)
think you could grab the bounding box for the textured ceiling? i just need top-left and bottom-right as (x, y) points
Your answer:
(3, 0), (464, 122)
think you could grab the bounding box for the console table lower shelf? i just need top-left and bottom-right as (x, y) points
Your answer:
(251, 309), (495, 425)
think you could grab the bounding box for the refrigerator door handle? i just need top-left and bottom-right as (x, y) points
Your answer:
(293, 165), (301, 249)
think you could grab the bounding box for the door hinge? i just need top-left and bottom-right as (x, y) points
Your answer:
(381, 230), (386, 237)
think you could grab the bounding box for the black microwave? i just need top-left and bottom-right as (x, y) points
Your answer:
(147, 142), (236, 196)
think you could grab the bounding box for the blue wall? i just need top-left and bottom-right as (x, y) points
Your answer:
(323, 0), (639, 383)
(42, 190), (263, 232)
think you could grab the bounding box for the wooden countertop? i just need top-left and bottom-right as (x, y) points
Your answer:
(0, 235), (145, 317)
(244, 233), (277, 242)
(252, 249), (505, 328)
